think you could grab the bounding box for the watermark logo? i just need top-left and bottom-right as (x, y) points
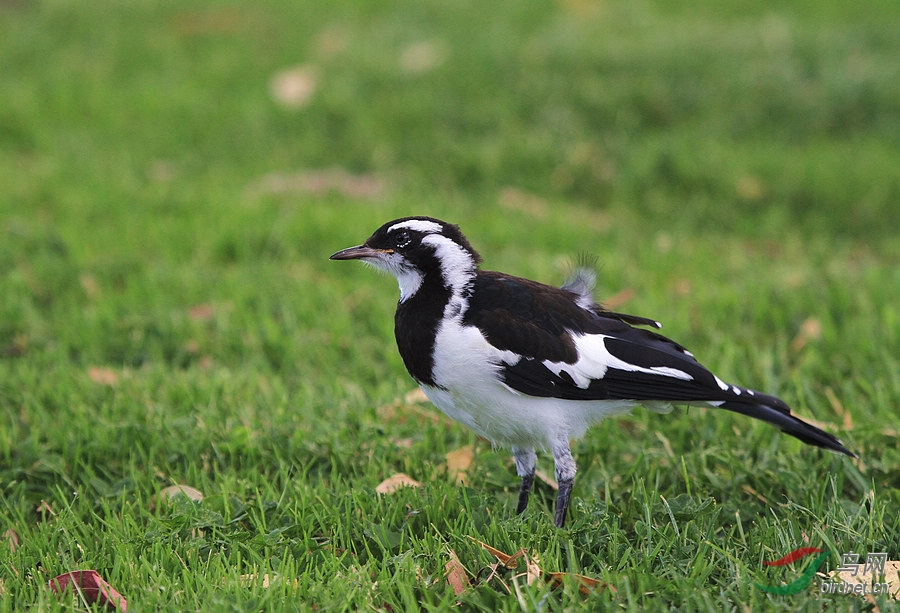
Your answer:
(755, 548), (898, 598)
(754, 547), (830, 595)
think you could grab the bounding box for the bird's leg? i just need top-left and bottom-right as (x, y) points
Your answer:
(551, 438), (577, 528)
(512, 447), (537, 515)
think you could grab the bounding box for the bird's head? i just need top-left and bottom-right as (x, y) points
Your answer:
(330, 217), (482, 302)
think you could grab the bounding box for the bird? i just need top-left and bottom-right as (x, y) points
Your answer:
(330, 216), (855, 527)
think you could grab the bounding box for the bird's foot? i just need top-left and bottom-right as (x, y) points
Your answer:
(554, 478), (574, 528)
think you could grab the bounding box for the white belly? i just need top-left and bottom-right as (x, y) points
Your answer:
(421, 319), (636, 449)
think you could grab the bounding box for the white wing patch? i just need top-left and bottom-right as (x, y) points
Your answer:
(542, 333), (694, 389)
(425, 320), (636, 448)
(713, 374), (752, 396)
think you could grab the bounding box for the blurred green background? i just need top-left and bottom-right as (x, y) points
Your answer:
(1, 1), (898, 610)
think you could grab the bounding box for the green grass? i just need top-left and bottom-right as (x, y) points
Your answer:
(1, 0), (899, 610)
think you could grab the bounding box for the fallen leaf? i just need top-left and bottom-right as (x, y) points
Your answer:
(35, 500), (56, 521)
(375, 473), (421, 494)
(4, 529), (18, 553)
(445, 550), (471, 596)
(498, 187), (548, 219)
(246, 168), (385, 200)
(831, 560), (900, 600)
(535, 468), (558, 491)
(237, 573), (299, 589)
(405, 388), (429, 404)
(445, 445), (474, 485)
(523, 552), (542, 586)
(48, 570), (127, 612)
(376, 388), (447, 426)
(239, 573), (273, 588)
(188, 303), (215, 321)
(151, 485), (205, 511)
(547, 572), (612, 595)
(602, 288), (634, 311)
(79, 273), (99, 299)
(170, 8), (248, 36)
(470, 537), (516, 568)
(269, 65), (318, 109)
(467, 539), (610, 596)
(825, 387), (853, 431)
(88, 367), (118, 386)
(741, 484), (770, 505)
(314, 25), (348, 59)
(674, 279), (693, 296)
(160, 484), (204, 502)
(735, 175), (767, 202)
(789, 317), (822, 353)
(399, 40), (446, 75)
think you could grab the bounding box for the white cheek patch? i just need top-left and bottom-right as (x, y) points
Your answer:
(395, 268), (424, 302)
(361, 254), (424, 302)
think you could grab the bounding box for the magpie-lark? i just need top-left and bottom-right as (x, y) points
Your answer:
(331, 216), (855, 527)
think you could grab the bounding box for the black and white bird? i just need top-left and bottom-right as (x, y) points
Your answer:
(330, 216), (855, 527)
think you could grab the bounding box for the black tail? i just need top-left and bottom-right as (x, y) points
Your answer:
(720, 399), (856, 458)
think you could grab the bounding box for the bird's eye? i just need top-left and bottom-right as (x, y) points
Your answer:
(394, 231), (412, 249)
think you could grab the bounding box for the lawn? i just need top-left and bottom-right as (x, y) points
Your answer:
(1, 0), (899, 610)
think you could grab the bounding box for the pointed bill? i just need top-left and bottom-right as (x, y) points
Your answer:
(329, 245), (393, 260)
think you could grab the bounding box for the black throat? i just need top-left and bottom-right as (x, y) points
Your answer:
(394, 273), (452, 387)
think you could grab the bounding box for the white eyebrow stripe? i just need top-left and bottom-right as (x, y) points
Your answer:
(389, 219), (443, 234)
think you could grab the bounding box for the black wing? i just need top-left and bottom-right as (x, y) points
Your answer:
(465, 271), (855, 457)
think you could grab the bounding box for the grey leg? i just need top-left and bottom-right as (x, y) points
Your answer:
(551, 439), (577, 528)
(512, 447), (537, 515)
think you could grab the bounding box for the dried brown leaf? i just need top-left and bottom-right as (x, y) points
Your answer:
(160, 484), (204, 502)
(376, 388), (446, 426)
(48, 570), (127, 612)
(170, 8), (248, 36)
(741, 484), (770, 505)
(269, 65), (318, 109)
(79, 273), (99, 299)
(35, 500), (56, 521)
(832, 560), (900, 600)
(405, 388), (429, 404)
(238, 573), (299, 589)
(735, 175), (767, 202)
(524, 552), (542, 586)
(469, 537), (516, 568)
(602, 287), (634, 311)
(535, 468), (558, 491)
(152, 485), (204, 511)
(498, 187), (548, 219)
(789, 317), (822, 353)
(247, 168), (385, 200)
(4, 529), (18, 553)
(445, 445), (474, 485)
(445, 549), (471, 596)
(88, 367), (118, 386)
(825, 387), (854, 431)
(547, 571), (611, 595)
(399, 40), (446, 75)
(188, 303), (215, 321)
(375, 473), (421, 495)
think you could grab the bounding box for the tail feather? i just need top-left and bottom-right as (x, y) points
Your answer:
(720, 400), (856, 458)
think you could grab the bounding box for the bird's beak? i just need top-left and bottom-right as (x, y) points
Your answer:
(329, 245), (393, 261)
